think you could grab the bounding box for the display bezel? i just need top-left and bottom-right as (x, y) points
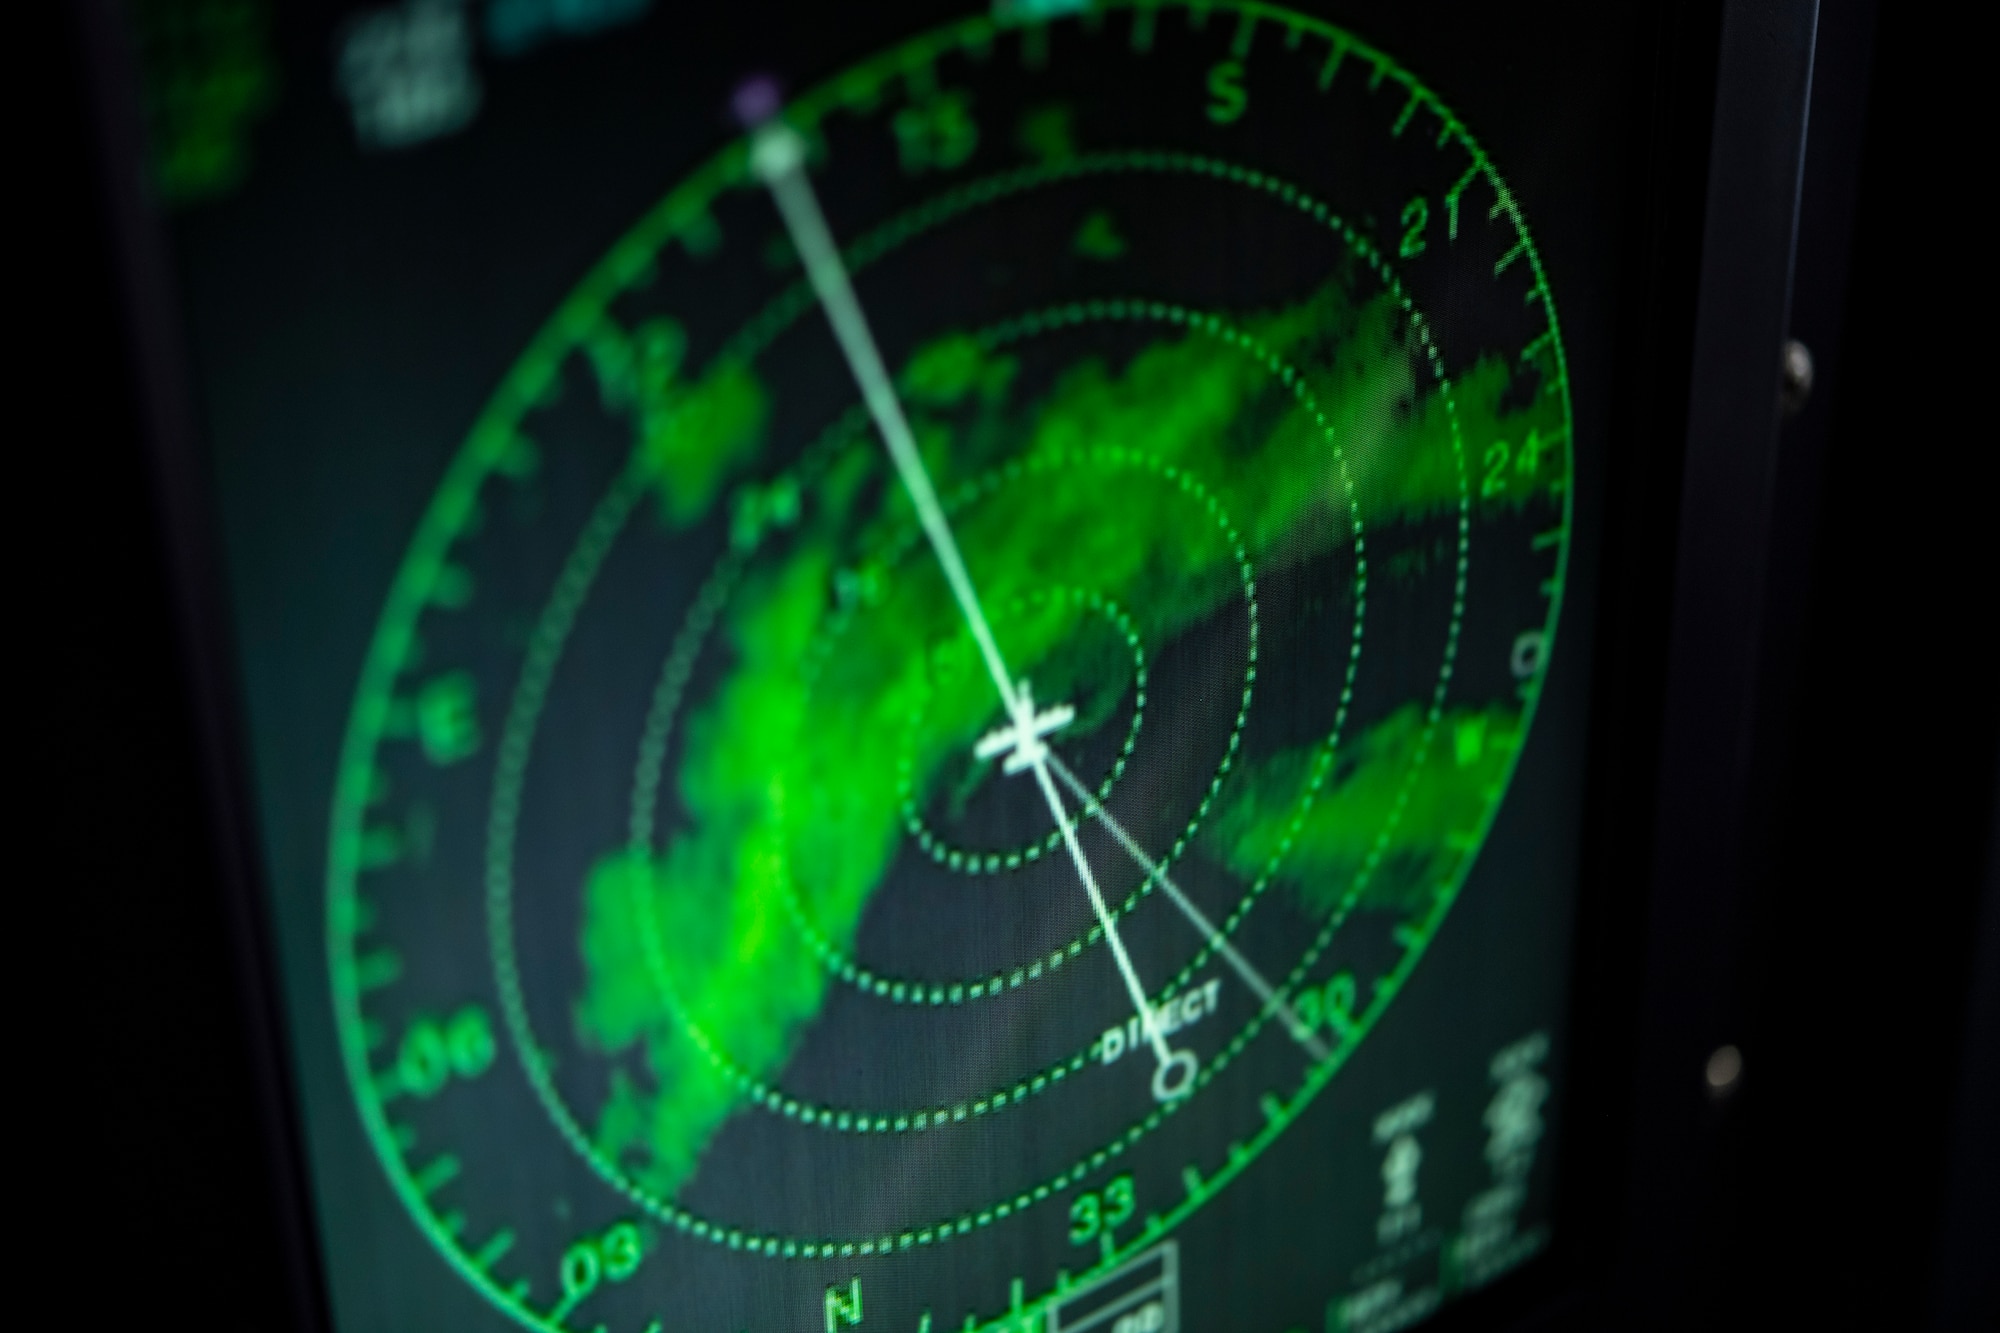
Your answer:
(67, 0), (1827, 1326)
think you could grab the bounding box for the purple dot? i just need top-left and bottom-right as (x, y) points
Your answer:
(732, 76), (783, 129)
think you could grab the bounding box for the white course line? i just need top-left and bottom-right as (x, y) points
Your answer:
(749, 117), (1192, 1099)
(1046, 752), (1332, 1063)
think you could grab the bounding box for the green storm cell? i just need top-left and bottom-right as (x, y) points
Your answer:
(574, 273), (1562, 1198)
(1202, 703), (1525, 919)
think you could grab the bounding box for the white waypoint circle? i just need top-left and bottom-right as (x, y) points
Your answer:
(1154, 1050), (1201, 1103)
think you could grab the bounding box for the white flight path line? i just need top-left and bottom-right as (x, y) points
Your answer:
(747, 117), (1189, 1092)
(1030, 763), (1182, 1074)
(1045, 753), (1333, 1064)
(749, 121), (1024, 727)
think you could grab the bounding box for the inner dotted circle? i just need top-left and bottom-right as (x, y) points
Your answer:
(776, 436), (1260, 1003)
(897, 585), (1147, 875)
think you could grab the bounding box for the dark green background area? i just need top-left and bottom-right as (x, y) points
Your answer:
(162, 3), (1647, 1329)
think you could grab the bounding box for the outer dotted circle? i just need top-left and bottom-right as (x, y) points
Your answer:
(490, 299), (1387, 1244)
(319, 8), (1575, 1326)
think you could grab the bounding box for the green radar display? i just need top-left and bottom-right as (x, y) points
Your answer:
(327, 5), (1572, 1330)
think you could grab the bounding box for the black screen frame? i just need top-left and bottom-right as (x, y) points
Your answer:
(55, 1), (1835, 1328)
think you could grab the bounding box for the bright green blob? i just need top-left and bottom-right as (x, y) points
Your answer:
(640, 362), (772, 527)
(573, 276), (1562, 1200)
(1200, 704), (1524, 917)
(586, 316), (771, 526)
(131, 0), (280, 205)
(901, 332), (1018, 409)
(1016, 104), (1078, 164)
(1072, 211), (1128, 260)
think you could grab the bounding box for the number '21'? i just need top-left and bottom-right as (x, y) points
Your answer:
(1399, 196), (1428, 259)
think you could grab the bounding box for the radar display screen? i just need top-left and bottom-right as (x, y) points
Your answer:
(141, 2), (1653, 1329)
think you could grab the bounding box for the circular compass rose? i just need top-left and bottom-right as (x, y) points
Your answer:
(325, 5), (1573, 1328)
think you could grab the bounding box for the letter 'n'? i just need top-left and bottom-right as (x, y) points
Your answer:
(826, 1276), (861, 1330)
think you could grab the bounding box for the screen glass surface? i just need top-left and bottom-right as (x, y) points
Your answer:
(137, 1), (1651, 1328)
